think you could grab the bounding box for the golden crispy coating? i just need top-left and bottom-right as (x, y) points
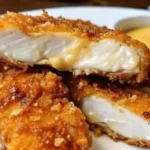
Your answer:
(1, 10), (150, 45)
(0, 11), (108, 40)
(0, 11), (149, 83)
(91, 124), (150, 147)
(0, 68), (91, 150)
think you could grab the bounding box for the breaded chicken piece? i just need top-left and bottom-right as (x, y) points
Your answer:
(0, 66), (91, 150)
(0, 11), (149, 83)
(68, 76), (150, 147)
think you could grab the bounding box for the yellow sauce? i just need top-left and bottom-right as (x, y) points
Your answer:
(127, 27), (150, 48)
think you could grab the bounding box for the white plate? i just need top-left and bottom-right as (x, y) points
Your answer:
(23, 6), (150, 150)
(23, 6), (150, 29)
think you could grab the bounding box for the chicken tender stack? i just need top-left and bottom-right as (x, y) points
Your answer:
(0, 11), (150, 149)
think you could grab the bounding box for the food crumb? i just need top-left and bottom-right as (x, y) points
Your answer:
(51, 103), (61, 112)
(10, 108), (23, 117)
(77, 138), (88, 146)
(33, 103), (38, 107)
(131, 95), (137, 101)
(54, 138), (64, 147)
(29, 116), (41, 121)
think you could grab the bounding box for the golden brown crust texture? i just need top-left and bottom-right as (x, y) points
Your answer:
(91, 124), (150, 148)
(0, 68), (91, 150)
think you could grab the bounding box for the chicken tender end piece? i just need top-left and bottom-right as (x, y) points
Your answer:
(68, 76), (150, 147)
(0, 69), (91, 150)
(0, 11), (149, 83)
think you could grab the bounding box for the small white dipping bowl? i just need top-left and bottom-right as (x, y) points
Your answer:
(114, 16), (150, 31)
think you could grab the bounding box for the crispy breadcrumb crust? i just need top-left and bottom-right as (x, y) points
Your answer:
(0, 11), (149, 83)
(91, 124), (150, 147)
(73, 69), (137, 83)
(0, 68), (91, 150)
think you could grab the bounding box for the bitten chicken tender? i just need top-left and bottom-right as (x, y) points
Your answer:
(0, 11), (149, 83)
(0, 65), (91, 150)
(68, 75), (150, 147)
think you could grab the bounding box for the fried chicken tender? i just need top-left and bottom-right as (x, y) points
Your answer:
(0, 11), (149, 83)
(0, 66), (91, 150)
(68, 75), (150, 147)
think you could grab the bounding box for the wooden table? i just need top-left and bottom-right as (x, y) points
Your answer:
(0, 0), (149, 14)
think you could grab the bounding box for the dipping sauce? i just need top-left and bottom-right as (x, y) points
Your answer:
(127, 27), (150, 48)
